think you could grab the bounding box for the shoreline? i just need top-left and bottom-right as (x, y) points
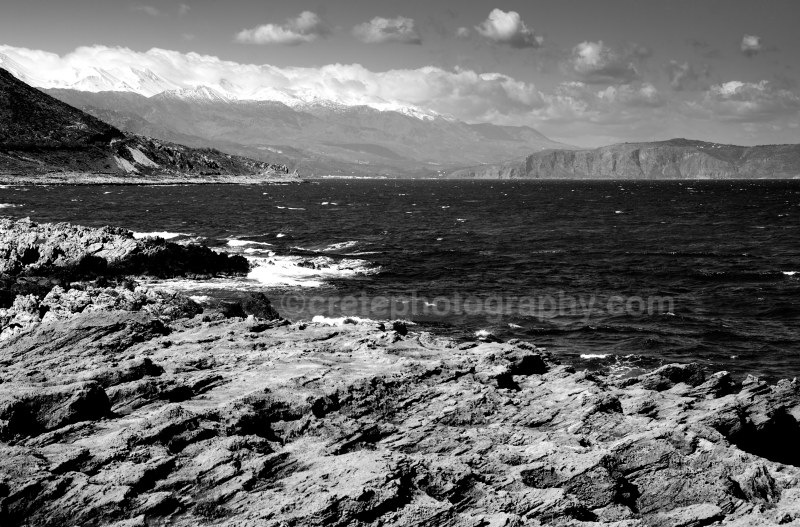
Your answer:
(4, 174), (800, 185)
(0, 172), (304, 185)
(3, 219), (800, 524)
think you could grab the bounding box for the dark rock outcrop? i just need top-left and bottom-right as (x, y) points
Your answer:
(0, 218), (248, 305)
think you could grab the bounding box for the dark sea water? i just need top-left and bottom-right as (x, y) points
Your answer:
(2, 180), (799, 380)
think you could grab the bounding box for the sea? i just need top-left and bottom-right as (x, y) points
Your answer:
(2, 180), (799, 380)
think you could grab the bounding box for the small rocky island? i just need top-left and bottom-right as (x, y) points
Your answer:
(0, 218), (799, 526)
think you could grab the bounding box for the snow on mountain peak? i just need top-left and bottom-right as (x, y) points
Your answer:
(0, 47), (443, 121)
(156, 85), (230, 103)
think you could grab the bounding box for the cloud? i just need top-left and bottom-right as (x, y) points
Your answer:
(0, 44), (546, 124)
(567, 41), (642, 84)
(235, 11), (329, 45)
(178, 4), (190, 16)
(352, 16), (421, 44)
(666, 60), (709, 91)
(132, 5), (160, 17)
(456, 27), (470, 38)
(534, 81), (664, 124)
(698, 80), (800, 121)
(597, 83), (663, 108)
(475, 9), (543, 49)
(740, 34), (762, 57)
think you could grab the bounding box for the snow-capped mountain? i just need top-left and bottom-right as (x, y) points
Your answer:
(0, 52), (180, 97)
(1, 46), (566, 176)
(0, 48), (441, 121)
(154, 85), (231, 104)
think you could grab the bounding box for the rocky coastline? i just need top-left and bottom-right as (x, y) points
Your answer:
(2, 219), (800, 526)
(0, 173), (301, 185)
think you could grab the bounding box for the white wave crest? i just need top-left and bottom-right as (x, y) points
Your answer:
(247, 254), (380, 287)
(132, 231), (190, 240)
(323, 240), (359, 251)
(227, 239), (273, 247)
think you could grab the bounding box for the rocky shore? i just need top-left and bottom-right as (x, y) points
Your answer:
(2, 220), (800, 526)
(0, 173), (301, 185)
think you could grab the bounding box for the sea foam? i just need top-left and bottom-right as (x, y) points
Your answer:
(132, 231), (190, 240)
(227, 239), (273, 247)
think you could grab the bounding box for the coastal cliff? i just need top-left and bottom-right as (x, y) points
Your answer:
(450, 138), (800, 180)
(2, 220), (800, 525)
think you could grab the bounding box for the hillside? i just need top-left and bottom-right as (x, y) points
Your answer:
(448, 138), (800, 179)
(0, 68), (292, 181)
(44, 88), (567, 178)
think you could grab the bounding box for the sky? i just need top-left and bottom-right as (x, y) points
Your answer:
(0, 0), (798, 147)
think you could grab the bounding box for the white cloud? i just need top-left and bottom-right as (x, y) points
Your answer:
(740, 34), (762, 57)
(456, 27), (470, 38)
(132, 5), (160, 17)
(178, 3), (190, 16)
(597, 83), (663, 107)
(532, 81), (664, 126)
(568, 41), (641, 84)
(353, 16), (421, 44)
(475, 9), (543, 49)
(0, 44), (546, 124)
(699, 80), (800, 121)
(235, 11), (329, 45)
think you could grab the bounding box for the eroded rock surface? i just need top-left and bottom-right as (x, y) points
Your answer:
(3, 220), (800, 525)
(2, 291), (800, 526)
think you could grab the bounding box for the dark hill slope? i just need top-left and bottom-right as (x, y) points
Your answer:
(0, 68), (290, 179)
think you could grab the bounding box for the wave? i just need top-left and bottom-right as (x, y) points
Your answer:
(323, 240), (360, 252)
(247, 254), (381, 288)
(188, 295), (212, 304)
(132, 231), (191, 240)
(674, 269), (795, 282)
(0, 203), (20, 208)
(227, 239), (273, 248)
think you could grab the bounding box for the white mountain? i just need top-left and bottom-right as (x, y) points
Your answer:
(0, 50), (442, 121)
(0, 53), (50, 87)
(154, 85), (231, 104)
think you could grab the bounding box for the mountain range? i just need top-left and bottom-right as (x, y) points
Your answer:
(0, 67), (291, 180)
(0, 51), (568, 177)
(44, 88), (565, 177)
(448, 139), (800, 180)
(2, 51), (799, 181)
